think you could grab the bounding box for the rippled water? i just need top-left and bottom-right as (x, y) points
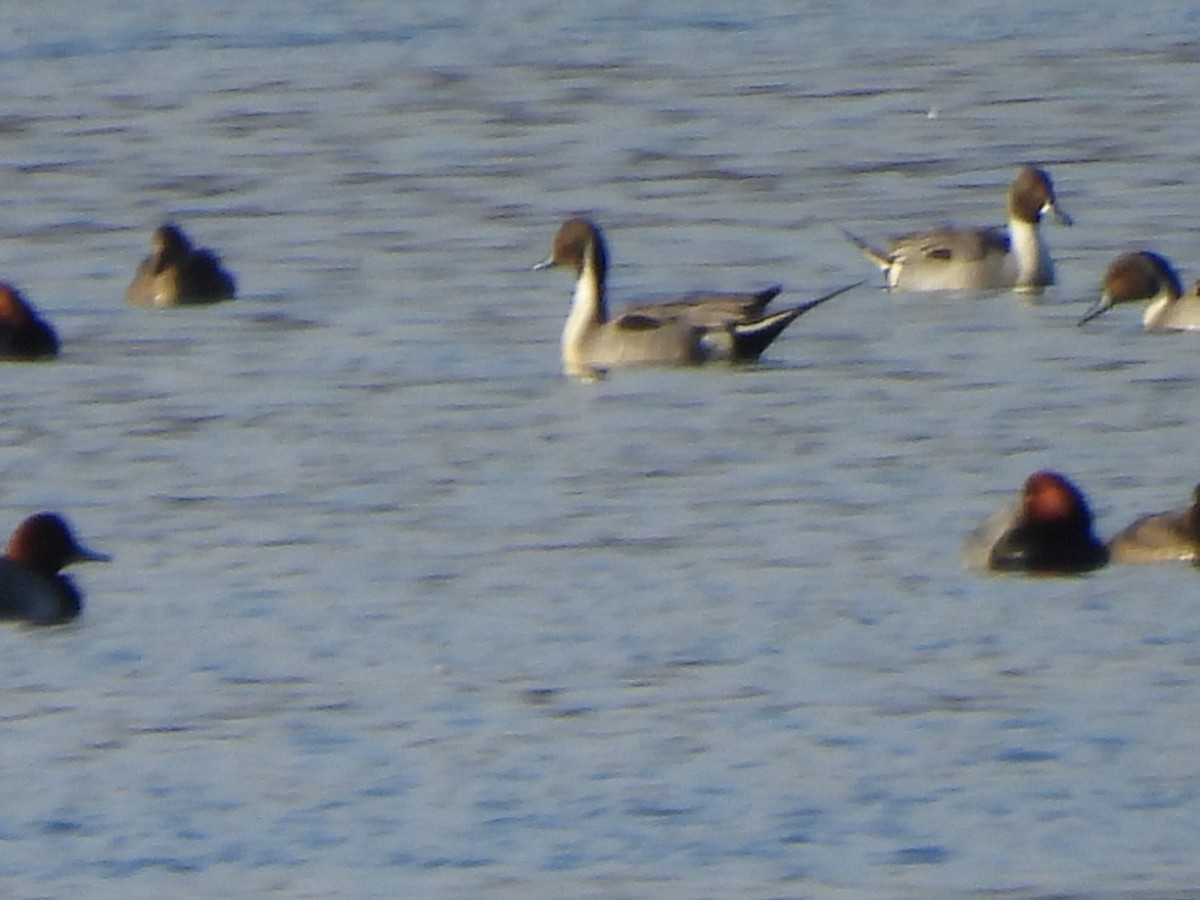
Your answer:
(3, 2), (1200, 897)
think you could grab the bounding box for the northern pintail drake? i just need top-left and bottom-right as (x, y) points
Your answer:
(844, 165), (1073, 292)
(0, 513), (111, 625)
(535, 218), (859, 378)
(126, 223), (237, 308)
(1078, 251), (1200, 331)
(1108, 485), (1200, 563)
(0, 282), (59, 360)
(963, 470), (1108, 574)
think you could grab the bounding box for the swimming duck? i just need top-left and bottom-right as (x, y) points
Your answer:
(0, 513), (111, 625)
(1078, 251), (1200, 331)
(0, 282), (59, 360)
(1108, 484), (1200, 563)
(844, 166), (1073, 292)
(126, 223), (237, 307)
(964, 470), (1108, 574)
(535, 218), (858, 378)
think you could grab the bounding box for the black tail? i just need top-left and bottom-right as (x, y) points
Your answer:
(729, 308), (804, 361)
(729, 281), (863, 361)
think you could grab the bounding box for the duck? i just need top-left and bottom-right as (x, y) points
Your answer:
(0, 513), (111, 625)
(126, 223), (237, 308)
(1108, 484), (1200, 563)
(963, 470), (1109, 574)
(0, 282), (59, 360)
(535, 218), (859, 378)
(843, 165), (1073, 292)
(1077, 251), (1200, 331)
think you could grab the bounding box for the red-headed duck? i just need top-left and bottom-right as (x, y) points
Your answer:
(0, 282), (59, 360)
(1108, 484), (1200, 563)
(126, 223), (237, 308)
(844, 166), (1072, 292)
(1078, 251), (1200, 331)
(535, 217), (860, 378)
(964, 470), (1109, 574)
(0, 513), (111, 625)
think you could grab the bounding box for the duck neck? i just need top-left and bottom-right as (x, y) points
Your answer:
(561, 241), (608, 369)
(1142, 294), (1173, 330)
(1009, 217), (1051, 288)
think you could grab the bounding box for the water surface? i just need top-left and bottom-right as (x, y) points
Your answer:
(2, 3), (1200, 897)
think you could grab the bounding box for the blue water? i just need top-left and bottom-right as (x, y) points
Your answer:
(2, 2), (1200, 897)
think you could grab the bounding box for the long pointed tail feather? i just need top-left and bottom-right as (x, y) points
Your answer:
(839, 227), (893, 271)
(727, 281), (864, 361)
(783, 280), (864, 319)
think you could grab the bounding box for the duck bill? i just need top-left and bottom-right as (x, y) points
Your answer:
(72, 545), (112, 564)
(1047, 201), (1073, 227)
(532, 256), (557, 272)
(1077, 297), (1112, 326)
